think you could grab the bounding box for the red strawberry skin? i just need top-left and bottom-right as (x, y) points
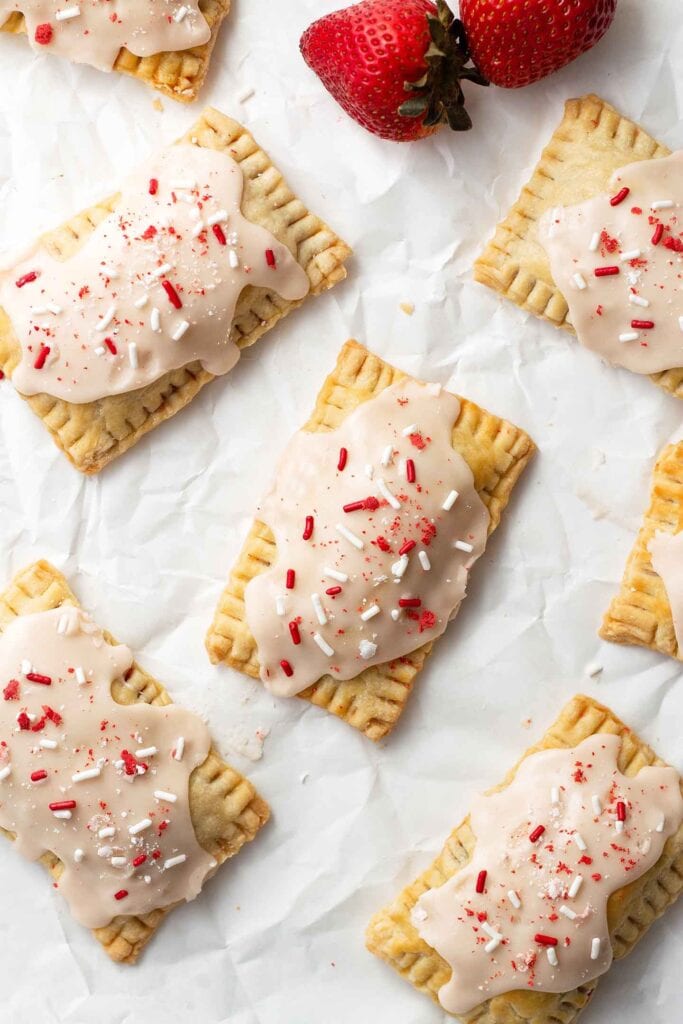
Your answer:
(300, 0), (440, 142)
(460, 0), (617, 88)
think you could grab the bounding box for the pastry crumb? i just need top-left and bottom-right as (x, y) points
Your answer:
(238, 87), (256, 103)
(399, 301), (415, 316)
(521, 717), (532, 729)
(152, 98), (163, 112)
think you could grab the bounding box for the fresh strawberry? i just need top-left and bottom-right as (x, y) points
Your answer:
(300, 0), (487, 142)
(460, 0), (617, 89)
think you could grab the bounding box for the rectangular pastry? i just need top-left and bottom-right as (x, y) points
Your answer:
(206, 339), (535, 741)
(474, 94), (683, 399)
(0, 0), (231, 102)
(0, 107), (351, 474)
(601, 439), (683, 660)
(366, 694), (683, 1022)
(0, 559), (270, 964)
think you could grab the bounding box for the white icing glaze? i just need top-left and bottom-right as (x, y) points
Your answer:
(0, 145), (310, 404)
(0, 0), (210, 72)
(414, 734), (683, 1015)
(538, 151), (683, 374)
(0, 606), (216, 929)
(649, 529), (683, 649)
(244, 380), (490, 697)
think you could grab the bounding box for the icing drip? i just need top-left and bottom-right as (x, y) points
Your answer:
(538, 151), (683, 374)
(0, 145), (310, 404)
(649, 529), (683, 650)
(0, 606), (215, 929)
(244, 379), (490, 697)
(0, 0), (211, 73)
(413, 734), (683, 1015)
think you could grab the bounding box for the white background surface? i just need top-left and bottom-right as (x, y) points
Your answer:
(0, 2), (682, 1022)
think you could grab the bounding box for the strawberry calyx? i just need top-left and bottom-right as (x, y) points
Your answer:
(399, 0), (488, 132)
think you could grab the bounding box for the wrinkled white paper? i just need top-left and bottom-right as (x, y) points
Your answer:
(0, 2), (682, 1022)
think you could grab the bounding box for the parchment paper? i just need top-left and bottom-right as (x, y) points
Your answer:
(0, 2), (681, 1022)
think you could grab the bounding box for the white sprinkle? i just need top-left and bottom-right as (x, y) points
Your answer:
(360, 604), (380, 621)
(380, 445), (393, 467)
(110, 856), (127, 867)
(365, 464), (374, 479)
(94, 346), (106, 357)
(311, 593), (328, 626)
(170, 180), (195, 191)
(128, 342), (138, 369)
(550, 786), (560, 805)
(336, 523), (364, 550)
(46, 302), (62, 314)
(628, 293), (650, 308)
(586, 662), (603, 678)
(53, 809), (72, 820)
(129, 817), (152, 835)
(377, 477), (401, 510)
(275, 596), (287, 617)
(154, 790), (177, 803)
(651, 199), (674, 210)
(481, 922), (499, 940)
(619, 331), (639, 343)
(100, 264), (119, 279)
(399, 458), (407, 479)
(98, 826), (116, 839)
(173, 4), (188, 20)
(173, 737), (185, 762)
(72, 767), (101, 783)
(402, 423), (418, 437)
(359, 639), (378, 660)
(55, 5), (80, 19)
(20, 659), (32, 676)
(454, 540), (474, 553)
(640, 837), (652, 855)
(390, 608), (401, 621)
(591, 795), (602, 815)
(152, 263), (173, 279)
(39, 739), (57, 750)
(313, 632), (334, 657)
(238, 87), (256, 103)
(134, 294), (149, 309)
(95, 304), (116, 332)
(56, 615), (68, 635)
(588, 231), (600, 252)
(559, 904), (577, 920)
(391, 555), (409, 579)
(484, 936), (502, 954)
(620, 249), (641, 262)
(192, 221), (205, 238)
(164, 854), (187, 870)
(678, 316), (683, 333)
(97, 845), (112, 858)
(615, 819), (624, 833)
(207, 210), (228, 226)
(325, 569), (350, 585)
(136, 746), (157, 758)
(150, 307), (161, 333)
(74, 848), (85, 863)
(0, 766), (11, 781)
(228, 250), (240, 269)
(418, 550), (431, 571)
(143, 875), (151, 884)
(75, 666), (87, 685)
(568, 875), (583, 899)
(172, 320), (190, 342)
(572, 272), (587, 290)
(507, 890), (521, 909)
(656, 814), (665, 833)
(546, 947), (558, 967)
(442, 489), (459, 511)
(590, 937), (601, 960)
(573, 833), (587, 851)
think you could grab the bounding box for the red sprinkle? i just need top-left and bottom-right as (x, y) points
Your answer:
(30, 770), (48, 783)
(325, 586), (342, 596)
(475, 870), (487, 894)
(33, 345), (51, 371)
(594, 266), (620, 277)
(289, 621), (301, 645)
(302, 515), (314, 540)
(399, 540), (416, 556)
(34, 23), (53, 45)
(104, 337), (117, 355)
(617, 800), (626, 821)
(161, 280), (182, 309)
(42, 705), (62, 725)
(26, 672), (51, 685)
(280, 659), (294, 678)
(265, 249), (276, 268)
(114, 890), (128, 901)
(149, 178), (158, 195)
(285, 569), (295, 590)
(49, 800), (76, 811)
(651, 222), (664, 245)
(398, 598), (421, 608)
(17, 712), (31, 730)
(529, 825), (546, 843)
(212, 224), (227, 246)
(337, 447), (348, 471)
(132, 854), (147, 868)
(343, 501), (365, 513)
(406, 459), (416, 484)
(3, 680), (19, 701)
(534, 934), (558, 947)
(16, 271), (39, 288)
(631, 320), (654, 329)
(610, 186), (630, 206)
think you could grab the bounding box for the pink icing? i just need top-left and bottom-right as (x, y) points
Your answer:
(649, 529), (683, 650)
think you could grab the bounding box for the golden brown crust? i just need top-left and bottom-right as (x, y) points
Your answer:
(0, 560), (270, 964)
(1, 0), (230, 102)
(473, 93), (683, 399)
(600, 441), (683, 659)
(205, 339), (536, 741)
(0, 108), (352, 474)
(366, 694), (683, 1023)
